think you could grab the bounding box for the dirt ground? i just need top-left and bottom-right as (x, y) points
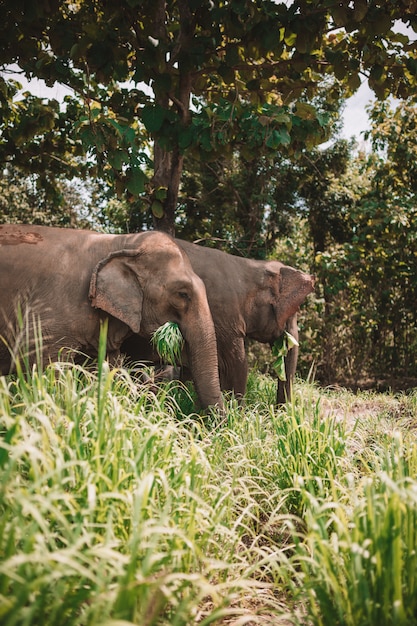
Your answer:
(329, 376), (417, 394)
(317, 378), (417, 429)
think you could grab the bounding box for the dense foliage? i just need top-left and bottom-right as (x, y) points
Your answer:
(1, 0), (417, 232)
(311, 100), (417, 384)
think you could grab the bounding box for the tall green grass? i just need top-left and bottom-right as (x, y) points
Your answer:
(288, 432), (417, 626)
(0, 359), (290, 624)
(1, 353), (417, 625)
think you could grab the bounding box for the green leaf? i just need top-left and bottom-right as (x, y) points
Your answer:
(316, 111), (330, 127)
(225, 43), (241, 66)
(271, 331), (299, 381)
(368, 13), (393, 36)
(106, 118), (126, 137)
(246, 79), (261, 91)
(334, 59), (348, 80)
(141, 105), (166, 133)
(266, 128), (291, 149)
(285, 331), (299, 350)
(178, 125), (195, 150)
(347, 72), (361, 91)
(265, 130), (280, 149)
(154, 186), (168, 201)
(331, 6), (348, 27)
(153, 73), (172, 94)
(284, 30), (297, 46)
(274, 355), (287, 381)
(406, 58), (417, 77)
(126, 167), (147, 195)
(294, 102), (317, 120)
(151, 199), (164, 218)
(218, 63), (235, 85)
(370, 65), (384, 82)
(108, 149), (127, 171)
(296, 30), (315, 54)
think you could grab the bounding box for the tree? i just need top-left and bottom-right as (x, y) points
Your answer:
(306, 98), (417, 384)
(0, 78), (84, 204)
(0, 166), (94, 227)
(366, 98), (417, 195)
(1, 0), (417, 233)
(176, 150), (299, 258)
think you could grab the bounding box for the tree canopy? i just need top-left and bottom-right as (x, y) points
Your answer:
(1, 0), (417, 232)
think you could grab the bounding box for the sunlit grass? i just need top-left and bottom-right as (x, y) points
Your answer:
(1, 354), (417, 625)
(288, 433), (417, 626)
(0, 360), (289, 624)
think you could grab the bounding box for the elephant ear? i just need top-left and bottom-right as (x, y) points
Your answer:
(279, 266), (315, 318)
(89, 250), (143, 334)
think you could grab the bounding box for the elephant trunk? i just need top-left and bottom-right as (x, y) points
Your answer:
(180, 314), (224, 412)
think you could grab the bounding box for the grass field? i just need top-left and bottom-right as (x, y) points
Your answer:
(1, 354), (417, 625)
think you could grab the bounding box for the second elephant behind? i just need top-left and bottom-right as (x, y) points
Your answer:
(122, 239), (315, 403)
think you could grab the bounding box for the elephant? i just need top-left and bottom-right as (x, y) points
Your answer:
(122, 239), (315, 404)
(0, 224), (223, 411)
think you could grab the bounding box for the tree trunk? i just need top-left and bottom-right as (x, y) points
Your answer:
(152, 143), (183, 236)
(151, 0), (194, 236)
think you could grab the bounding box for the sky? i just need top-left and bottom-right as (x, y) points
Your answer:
(341, 82), (374, 141)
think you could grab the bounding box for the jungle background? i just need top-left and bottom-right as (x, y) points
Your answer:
(1, 0), (417, 389)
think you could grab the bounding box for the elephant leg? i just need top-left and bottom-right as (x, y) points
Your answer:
(171, 337), (248, 401)
(218, 336), (248, 400)
(276, 314), (299, 405)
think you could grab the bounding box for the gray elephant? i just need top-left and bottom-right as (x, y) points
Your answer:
(122, 239), (315, 403)
(0, 225), (223, 411)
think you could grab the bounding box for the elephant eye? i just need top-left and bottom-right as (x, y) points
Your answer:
(170, 290), (191, 311)
(171, 280), (192, 305)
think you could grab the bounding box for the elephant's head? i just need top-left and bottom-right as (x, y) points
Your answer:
(246, 261), (315, 344)
(88, 231), (223, 410)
